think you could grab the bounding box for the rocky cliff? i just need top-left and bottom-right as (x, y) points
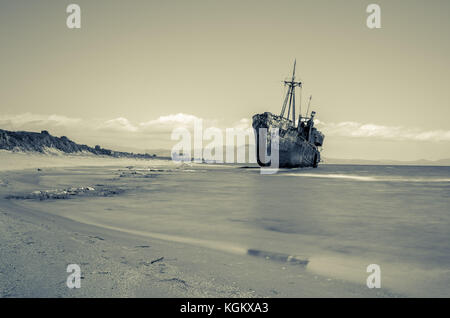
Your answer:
(0, 129), (153, 159)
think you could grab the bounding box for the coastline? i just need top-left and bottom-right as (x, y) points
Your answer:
(0, 153), (399, 297)
(0, 195), (395, 298)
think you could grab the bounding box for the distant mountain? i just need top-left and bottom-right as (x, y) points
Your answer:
(322, 157), (450, 166)
(145, 145), (450, 166)
(0, 129), (154, 159)
(433, 158), (450, 166)
(146, 145), (450, 166)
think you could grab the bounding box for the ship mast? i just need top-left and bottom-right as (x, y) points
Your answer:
(280, 60), (302, 126)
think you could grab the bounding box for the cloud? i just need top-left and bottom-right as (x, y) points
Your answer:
(317, 121), (450, 142)
(0, 113), (251, 148)
(101, 117), (138, 132)
(0, 112), (208, 135)
(1, 113), (449, 149)
(0, 113), (81, 130)
(232, 118), (251, 130)
(137, 113), (207, 134)
(141, 113), (200, 125)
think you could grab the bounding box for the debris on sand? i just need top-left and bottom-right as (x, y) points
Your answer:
(88, 235), (105, 241)
(6, 185), (124, 201)
(150, 257), (164, 264)
(160, 277), (189, 289)
(118, 170), (156, 178)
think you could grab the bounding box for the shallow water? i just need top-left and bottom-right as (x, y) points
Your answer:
(23, 163), (450, 297)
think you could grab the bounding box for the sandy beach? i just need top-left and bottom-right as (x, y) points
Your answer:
(2, 0), (450, 303)
(0, 151), (403, 298)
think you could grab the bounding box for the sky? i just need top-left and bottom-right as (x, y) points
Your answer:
(1, 0), (449, 160)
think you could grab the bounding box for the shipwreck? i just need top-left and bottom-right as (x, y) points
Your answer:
(252, 61), (324, 168)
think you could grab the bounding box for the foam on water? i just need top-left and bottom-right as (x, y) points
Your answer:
(281, 173), (450, 183)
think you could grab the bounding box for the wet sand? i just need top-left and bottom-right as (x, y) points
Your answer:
(0, 152), (399, 297)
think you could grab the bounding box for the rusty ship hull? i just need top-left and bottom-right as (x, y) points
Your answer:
(253, 112), (321, 168)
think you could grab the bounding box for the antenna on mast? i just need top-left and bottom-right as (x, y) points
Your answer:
(306, 95), (312, 117)
(292, 59), (296, 81)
